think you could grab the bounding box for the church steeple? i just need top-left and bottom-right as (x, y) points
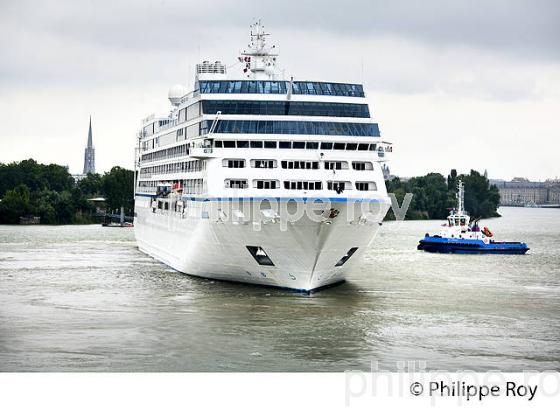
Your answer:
(87, 115), (93, 148)
(83, 115), (96, 174)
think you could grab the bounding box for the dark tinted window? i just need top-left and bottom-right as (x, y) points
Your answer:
(199, 81), (364, 97)
(202, 100), (370, 117)
(212, 120), (380, 137)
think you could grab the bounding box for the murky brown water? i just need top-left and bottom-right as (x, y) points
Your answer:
(1, 207), (559, 371)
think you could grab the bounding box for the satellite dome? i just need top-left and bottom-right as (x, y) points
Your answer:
(168, 84), (187, 106)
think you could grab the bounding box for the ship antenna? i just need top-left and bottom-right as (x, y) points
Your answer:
(240, 20), (279, 79)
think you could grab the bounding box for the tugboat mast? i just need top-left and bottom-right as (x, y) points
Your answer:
(457, 180), (465, 215)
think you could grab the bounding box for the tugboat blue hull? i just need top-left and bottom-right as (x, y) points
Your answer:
(417, 236), (529, 254)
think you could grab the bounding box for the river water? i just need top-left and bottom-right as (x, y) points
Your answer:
(0, 207), (558, 371)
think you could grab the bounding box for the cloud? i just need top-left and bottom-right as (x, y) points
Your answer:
(4, 0), (559, 57)
(0, 0), (559, 179)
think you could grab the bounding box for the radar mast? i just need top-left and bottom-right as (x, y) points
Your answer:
(239, 20), (279, 79)
(457, 180), (465, 215)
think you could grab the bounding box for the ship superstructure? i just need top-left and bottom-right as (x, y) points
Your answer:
(134, 22), (393, 290)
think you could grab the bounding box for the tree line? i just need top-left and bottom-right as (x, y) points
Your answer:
(0, 160), (500, 224)
(385, 169), (501, 220)
(0, 159), (134, 224)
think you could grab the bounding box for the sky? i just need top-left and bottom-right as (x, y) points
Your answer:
(0, 0), (559, 180)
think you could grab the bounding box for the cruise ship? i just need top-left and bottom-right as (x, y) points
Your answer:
(134, 22), (392, 291)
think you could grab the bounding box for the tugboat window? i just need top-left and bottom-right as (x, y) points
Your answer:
(246, 246), (275, 266)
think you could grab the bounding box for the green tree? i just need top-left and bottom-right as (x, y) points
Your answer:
(460, 170), (500, 218)
(78, 173), (103, 196)
(34, 191), (57, 224)
(0, 184), (32, 224)
(385, 169), (499, 220)
(42, 164), (74, 192)
(54, 191), (76, 224)
(0, 159), (103, 224)
(101, 166), (134, 214)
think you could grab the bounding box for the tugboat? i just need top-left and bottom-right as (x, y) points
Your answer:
(417, 181), (529, 254)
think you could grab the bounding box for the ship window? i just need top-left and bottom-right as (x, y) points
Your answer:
(292, 141), (305, 149)
(223, 159), (245, 168)
(369, 144), (377, 151)
(346, 143), (358, 150)
(250, 141), (263, 148)
(214, 140), (223, 148)
(279, 141), (291, 149)
(283, 180), (323, 190)
(236, 140), (249, 148)
(223, 140), (235, 148)
(355, 181), (377, 191)
(335, 247), (358, 267)
(324, 161), (348, 170)
(246, 246), (275, 266)
(264, 141), (277, 149)
(334, 143), (346, 150)
(252, 159), (276, 168)
(352, 161), (373, 171)
(358, 143), (369, 151)
(225, 179), (248, 189)
(186, 102), (200, 120)
(254, 180), (279, 189)
(198, 119), (380, 136)
(327, 181), (350, 192)
(281, 161), (319, 170)
(178, 108), (186, 123)
(199, 80), (364, 97)
(320, 142), (333, 150)
(306, 142), (319, 149)
(186, 123), (200, 139)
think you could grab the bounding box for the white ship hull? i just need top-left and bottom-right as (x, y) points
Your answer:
(133, 22), (393, 292)
(134, 196), (390, 291)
